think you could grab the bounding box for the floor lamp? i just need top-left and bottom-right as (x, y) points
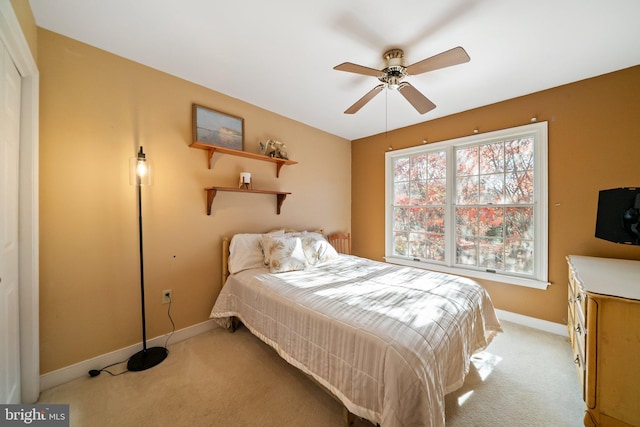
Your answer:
(127, 146), (168, 371)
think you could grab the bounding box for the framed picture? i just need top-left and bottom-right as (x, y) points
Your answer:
(192, 103), (244, 150)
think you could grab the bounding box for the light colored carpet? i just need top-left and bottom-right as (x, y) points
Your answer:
(445, 321), (584, 427)
(37, 321), (584, 426)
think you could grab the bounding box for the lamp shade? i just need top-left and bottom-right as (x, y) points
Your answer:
(129, 147), (153, 186)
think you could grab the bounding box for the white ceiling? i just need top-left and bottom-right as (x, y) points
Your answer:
(29, 0), (640, 141)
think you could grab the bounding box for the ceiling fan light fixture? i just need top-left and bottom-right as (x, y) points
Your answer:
(387, 76), (400, 90)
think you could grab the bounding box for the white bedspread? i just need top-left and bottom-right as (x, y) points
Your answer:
(210, 255), (501, 427)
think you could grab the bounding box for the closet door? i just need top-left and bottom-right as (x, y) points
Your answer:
(0, 38), (22, 404)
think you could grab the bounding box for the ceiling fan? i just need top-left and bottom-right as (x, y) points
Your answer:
(334, 46), (470, 114)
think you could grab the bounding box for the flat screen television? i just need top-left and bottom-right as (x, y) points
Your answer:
(595, 187), (640, 245)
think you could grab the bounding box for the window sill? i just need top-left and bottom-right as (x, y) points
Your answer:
(384, 256), (550, 290)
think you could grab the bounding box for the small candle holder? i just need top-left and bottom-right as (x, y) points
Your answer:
(239, 172), (252, 190)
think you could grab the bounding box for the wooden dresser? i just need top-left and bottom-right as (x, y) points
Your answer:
(566, 255), (640, 426)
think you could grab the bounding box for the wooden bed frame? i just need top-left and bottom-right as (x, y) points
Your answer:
(221, 236), (231, 286)
(219, 233), (374, 427)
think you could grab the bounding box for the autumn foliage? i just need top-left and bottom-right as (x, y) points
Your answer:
(392, 137), (535, 274)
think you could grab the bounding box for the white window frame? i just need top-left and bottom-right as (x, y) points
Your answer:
(385, 122), (549, 290)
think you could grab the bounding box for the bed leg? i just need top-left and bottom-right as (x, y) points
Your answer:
(230, 317), (240, 333)
(342, 407), (355, 427)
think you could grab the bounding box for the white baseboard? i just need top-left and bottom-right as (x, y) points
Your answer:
(39, 319), (219, 392)
(495, 309), (567, 337)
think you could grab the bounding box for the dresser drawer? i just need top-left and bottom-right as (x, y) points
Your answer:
(567, 261), (587, 401)
(570, 324), (585, 399)
(567, 303), (586, 398)
(568, 265), (587, 324)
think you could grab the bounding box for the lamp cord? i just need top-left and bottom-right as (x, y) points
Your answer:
(164, 294), (176, 348)
(88, 296), (175, 378)
(89, 358), (130, 377)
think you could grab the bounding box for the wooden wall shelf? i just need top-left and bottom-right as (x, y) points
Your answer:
(205, 187), (291, 215)
(190, 142), (297, 177)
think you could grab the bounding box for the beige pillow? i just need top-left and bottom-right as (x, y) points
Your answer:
(262, 234), (308, 273)
(301, 232), (339, 265)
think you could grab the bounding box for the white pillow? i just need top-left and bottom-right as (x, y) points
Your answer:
(301, 232), (339, 265)
(262, 234), (308, 273)
(228, 231), (283, 274)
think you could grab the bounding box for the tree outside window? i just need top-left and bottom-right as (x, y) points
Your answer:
(387, 122), (548, 288)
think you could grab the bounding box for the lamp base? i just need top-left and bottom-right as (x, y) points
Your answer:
(127, 346), (168, 372)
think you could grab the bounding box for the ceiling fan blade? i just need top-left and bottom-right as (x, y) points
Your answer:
(344, 84), (385, 114)
(397, 82), (436, 114)
(405, 46), (470, 75)
(334, 62), (383, 77)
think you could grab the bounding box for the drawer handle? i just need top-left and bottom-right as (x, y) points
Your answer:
(568, 294), (583, 303)
(575, 325), (581, 334)
(574, 355), (581, 367)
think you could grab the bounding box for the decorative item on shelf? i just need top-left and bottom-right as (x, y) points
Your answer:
(239, 172), (253, 190)
(262, 139), (288, 159)
(192, 103), (244, 150)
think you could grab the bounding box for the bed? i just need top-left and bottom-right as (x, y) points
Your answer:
(210, 230), (502, 427)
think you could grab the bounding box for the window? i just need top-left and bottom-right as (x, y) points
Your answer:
(385, 122), (548, 289)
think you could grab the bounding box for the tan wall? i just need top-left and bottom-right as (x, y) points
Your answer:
(9, 0), (37, 61)
(38, 29), (351, 373)
(352, 66), (640, 325)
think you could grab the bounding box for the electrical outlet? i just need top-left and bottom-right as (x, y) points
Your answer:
(162, 289), (172, 304)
